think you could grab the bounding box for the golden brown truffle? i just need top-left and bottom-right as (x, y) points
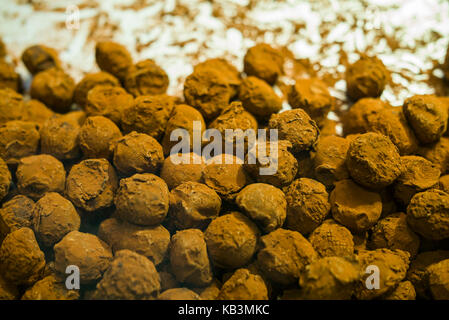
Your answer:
(16, 154), (66, 200)
(98, 217), (170, 266)
(330, 179), (382, 232)
(161, 104), (206, 156)
(192, 279), (221, 300)
(0, 88), (26, 125)
(257, 228), (317, 285)
(66, 158), (118, 212)
(299, 256), (360, 300)
(0, 195), (34, 241)
(168, 181), (221, 230)
(403, 94), (448, 144)
(236, 183), (286, 233)
(439, 174), (449, 193)
(0, 274), (19, 300)
(285, 178), (330, 235)
(170, 229), (212, 287)
(115, 173), (169, 226)
(159, 271), (180, 292)
(346, 132), (402, 189)
(0, 227), (45, 286)
(22, 99), (54, 126)
(313, 136), (350, 188)
(426, 259), (449, 300)
(194, 58), (240, 98)
(345, 56), (389, 101)
(32, 192), (80, 247)
(342, 98), (386, 136)
(205, 212), (259, 269)
(21, 45), (60, 75)
(158, 288), (200, 300)
(79, 116), (122, 159)
(308, 219), (354, 258)
(370, 212), (420, 258)
(183, 67), (233, 121)
(160, 152), (205, 189)
(0, 156), (10, 202)
(112, 131), (163, 176)
(239, 76), (282, 121)
(243, 43), (284, 85)
(417, 137), (449, 174)
(406, 189), (449, 240)
(121, 94), (175, 140)
(95, 41), (133, 82)
(30, 67), (75, 113)
(0, 120), (40, 165)
(0, 60), (21, 92)
(54, 231), (112, 284)
(93, 250), (160, 300)
(218, 268), (268, 300)
(383, 280), (416, 300)
(84, 85), (134, 126)
(393, 155), (440, 205)
(124, 59), (169, 96)
(21, 274), (79, 300)
(288, 78), (333, 127)
(268, 108), (319, 154)
(355, 248), (410, 300)
(73, 71), (119, 107)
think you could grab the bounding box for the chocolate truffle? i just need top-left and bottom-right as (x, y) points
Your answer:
(218, 268), (268, 300)
(417, 137), (449, 174)
(194, 58), (240, 97)
(309, 219), (354, 258)
(0, 120), (40, 165)
(21, 274), (79, 300)
(73, 71), (119, 107)
(95, 41), (133, 82)
(383, 280), (416, 300)
(0, 60), (21, 92)
(427, 259), (449, 300)
(158, 288), (200, 300)
(160, 152), (205, 189)
(0, 195), (34, 240)
(22, 100), (54, 126)
(79, 116), (122, 159)
(21, 45), (60, 75)
(243, 43), (284, 85)
(342, 98), (386, 135)
(124, 59), (169, 96)
(0, 88), (25, 125)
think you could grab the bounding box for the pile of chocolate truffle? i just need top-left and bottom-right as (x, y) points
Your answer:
(1, 38), (449, 300)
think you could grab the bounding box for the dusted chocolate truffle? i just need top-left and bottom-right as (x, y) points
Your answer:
(21, 45), (60, 75)
(203, 154), (250, 200)
(417, 137), (449, 174)
(427, 259), (449, 300)
(16, 154), (66, 200)
(439, 174), (449, 193)
(0, 274), (19, 300)
(159, 271), (180, 292)
(30, 67), (75, 113)
(170, 229), (212, 287)
(192, 279), (221, 300)
(0, 88), (25, 125)
(22, 100), (54, 126)
(313, 136), (350, 188)
(32, 192), (80, 247)
(243, 43), (284, 85)
(125, 59), (169, 96)
(160, 152), (205, 189)
(112, 131), (163, 176)
(299, 256), (360, 300)
(169, 182), (221, 230)
(73, 72), (119, 107)
(0, 227), (45, 285)
(194, 58), (240, 98)
(406, 189), (449, 240)
(0, 60), (21, 92)
(257, 228), (317, 285)
(239, 76), (282, 121)
(0, 195), (34, 240)
(66, 158), (118, 212)
(183, 67), (233, 121)
(403, 94), (448, 144)
(342, 98), (386, 135)
(245, 140), (298, 188)
(0, 120), (40, 164)
(288, 78), (333, 127)
(330, 179), (382, 232)
(95, 41), (133, 82)
(383, 280), (416, 300)
(161, 104), (206, 156)
(393, 155), (440, 205)
(370, 212), (420, 258)
(345, 56), (389, 101)
(308, 219), (354, 258)
(93, 250), (160, 300)
(98, 217), (170, 266)
(285, 178), (330, 235)
(355, 248), (410, 300)
(346, 132), (402, 189)
(54, 231), (112, 284)
(158, 288), (200, 300)
(115, 173), (169, 226)
(121, 94), (175, 140)
(40, 115), (80, 160)
(84, 85), (134, 125)
(268, 108), (319, 154)
(205, 212), (259, 269)
(218, 268), (268, 300)
(0, 157), (11, 202)
(21, 274), (79, 300)
(235, 183), (286, 233)
(79, 116), (122, 159)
